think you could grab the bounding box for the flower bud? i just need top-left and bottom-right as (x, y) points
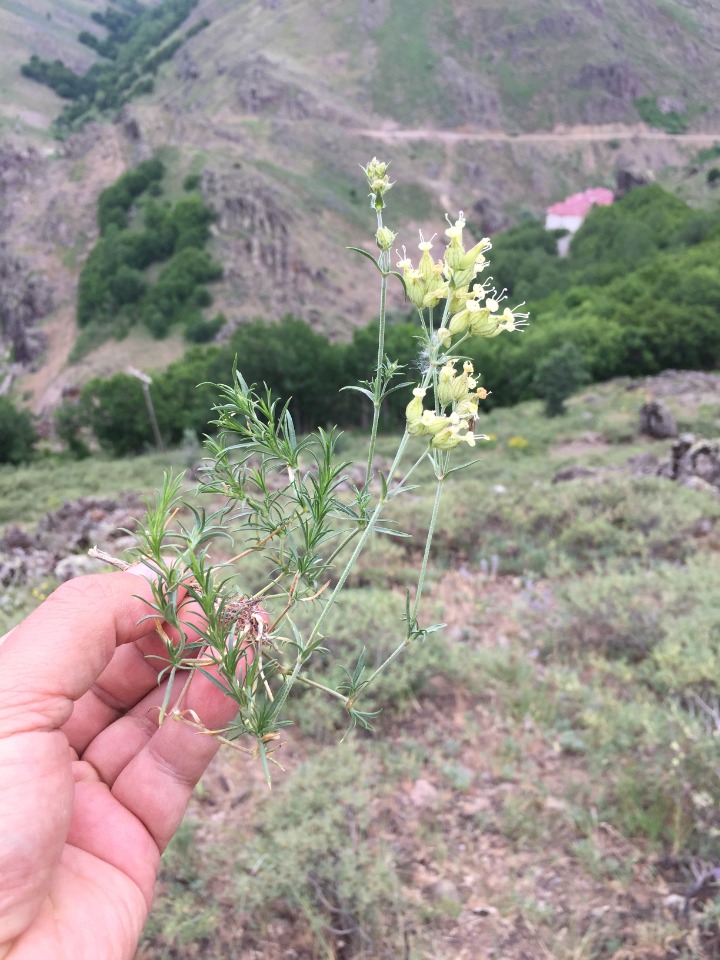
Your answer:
(405, 269), (426, 310)
(375, 226), (397, 251)
(448, 287), (471, 314)
(364, 157), (389, 182)
(457, 237), (491, 272)
(448, 309), (471, 336)
(420, 410), (452, 436)
(455, 395), (479, 418)
(437, 360), (459, 408)
(422, 279), (448, 309)
(418, 240), (435, 283)
(431, 420), (475, 450)
(405, 386), (426, 425)
(447, 265), (475, 289)
(443, 215), (466, 270)
(469, 310), (501, 338)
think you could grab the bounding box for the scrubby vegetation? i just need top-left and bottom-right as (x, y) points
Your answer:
(5, 377), (720, 959)
(0, 398), (37, 464)
(21, 0), (206, 135)
(74, 158), (220, 354)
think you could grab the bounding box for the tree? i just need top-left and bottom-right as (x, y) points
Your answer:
(0, 398), (37, 464)
(532, 342), (590, 417)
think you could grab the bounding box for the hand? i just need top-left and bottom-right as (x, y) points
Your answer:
(0, 569), (241, 960)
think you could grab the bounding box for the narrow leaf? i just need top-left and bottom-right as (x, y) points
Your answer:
(444, 457), (484, 477)
(340, 385), (376, 401)
(347, 246), (381, 271)
(196, 667), (234, 696)
(387, 270), (408, 297)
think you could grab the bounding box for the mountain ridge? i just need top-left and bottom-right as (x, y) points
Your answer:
(1, 0), (720, 412)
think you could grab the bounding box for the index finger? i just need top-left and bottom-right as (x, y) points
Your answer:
(0, 572), (168, 736)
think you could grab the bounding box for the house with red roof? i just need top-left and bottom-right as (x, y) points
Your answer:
(545, 187), (614, 255)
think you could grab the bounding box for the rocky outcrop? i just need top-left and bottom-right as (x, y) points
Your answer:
(0, 143), (42, 230)
(658, 435), (720, 493)
(0, 242), (52, 366)
(574, 61), (642, 101)
(615, 167), (651, 197)
(0, 493), (146, 586)
(231, 55), (330, 121)
(201, 168), (331, 318)
(639, 400), (678, 439)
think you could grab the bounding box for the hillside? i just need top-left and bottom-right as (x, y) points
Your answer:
(2, 371), (720, 958)
(2, 0), (720, 410)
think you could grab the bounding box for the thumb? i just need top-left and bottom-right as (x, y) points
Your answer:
(0, 571), (164, 737)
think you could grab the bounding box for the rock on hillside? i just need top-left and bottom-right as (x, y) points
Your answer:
(0, 242), (52, 367)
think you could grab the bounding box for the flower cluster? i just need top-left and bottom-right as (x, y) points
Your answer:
(398, 214), (528, 339)
(363, 157), (394, 212)
(401, 211), (528, 445)
(405, 360), (489, 450)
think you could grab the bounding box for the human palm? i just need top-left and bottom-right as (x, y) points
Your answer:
(0, 572), (239, 960)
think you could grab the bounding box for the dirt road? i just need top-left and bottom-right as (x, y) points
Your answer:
(352, 123), (720, 145)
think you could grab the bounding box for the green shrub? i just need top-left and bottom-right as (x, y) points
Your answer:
(0, 398), (37, 464)
(532, 342), (590, 416)
(24, 0), (201, 134)
(634, 96), (688, 133)
(184, 311), (224, 343)
(182, 173), (201, 191)
(236, 744), (403, 957)
(82, 374), (157, 456)
(53, 398), (91, 459)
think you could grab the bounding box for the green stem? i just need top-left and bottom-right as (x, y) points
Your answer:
(295, 674), (351, 704)
(268, 654), (303, 718)
(307, 499), (385, 647)
(363, 639), (411, 688)
(412, 466), (446, 623)
(387, 429), (410, 484)
(388, 449), (430, 497)
(158, 665), (177, 725)
(364, 208), (391, 487)
(323, 527), (361, 569)
(365, 271), (388, 486)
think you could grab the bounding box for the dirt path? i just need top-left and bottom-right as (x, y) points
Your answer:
(351, 123), (720, 145)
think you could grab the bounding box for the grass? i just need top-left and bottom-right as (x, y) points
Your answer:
(370, 0), (458, 126)
(3, 374), (720, 958)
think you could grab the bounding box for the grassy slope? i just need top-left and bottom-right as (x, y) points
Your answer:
(3, 373), (720, 958)
(0, 0), (100, 136)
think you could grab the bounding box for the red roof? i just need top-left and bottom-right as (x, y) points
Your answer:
(547, 188), (614, 218)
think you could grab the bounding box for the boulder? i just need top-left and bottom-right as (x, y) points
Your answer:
(657, 433), (720, 493)
(639, 400), (678, 439)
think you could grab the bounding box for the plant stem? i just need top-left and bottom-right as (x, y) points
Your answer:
(306, 499), (385, 647)
(323, 527), (361, 569)
(412, 465), (446, 623)
(365, 209), (389, 486)
(363, 638), (410, 688)
(158, 665), (177, 724)
(387, 429), (410, 484)
(364, 463), (447, 691)
(296, 674), (350, 704)
(388, 449), (430, 497)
